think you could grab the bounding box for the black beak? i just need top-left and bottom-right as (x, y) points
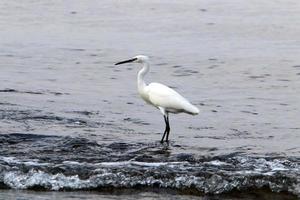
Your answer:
(115, 58), (137, 65)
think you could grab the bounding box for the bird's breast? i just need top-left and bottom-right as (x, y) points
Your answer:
(138, 90), (152, 105)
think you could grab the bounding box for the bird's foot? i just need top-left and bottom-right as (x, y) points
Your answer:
(160, 139), (170, 144)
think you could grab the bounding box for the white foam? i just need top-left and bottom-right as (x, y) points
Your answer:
(0, 156), (187, 170)
(4, 170), (91, 190)
(62, 161), (83, 165)
(0, 156), (49, 167)
(206, 160), (229, 166)
(95, 161), (187, 168)
(0, 156), (19, 164)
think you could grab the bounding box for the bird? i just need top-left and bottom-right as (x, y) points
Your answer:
(115, 55), (199, 143)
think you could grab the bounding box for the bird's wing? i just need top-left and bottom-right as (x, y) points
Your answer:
(146, 82), (194, 113)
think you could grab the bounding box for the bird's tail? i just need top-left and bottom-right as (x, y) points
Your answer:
(185, 103), (200, 115)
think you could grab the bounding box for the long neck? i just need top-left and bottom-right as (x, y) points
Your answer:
(137, 61), (150, 92)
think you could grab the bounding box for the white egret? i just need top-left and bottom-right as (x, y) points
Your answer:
(115, 55), (199, 143)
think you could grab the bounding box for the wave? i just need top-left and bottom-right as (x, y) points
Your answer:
(0, 133), (299, 197)
(0, 155), (299, 197)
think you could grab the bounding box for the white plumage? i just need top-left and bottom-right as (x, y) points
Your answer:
(145, 82), (199, 115)
(115, 55), (199, 143)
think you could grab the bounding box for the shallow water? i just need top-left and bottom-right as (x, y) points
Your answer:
(0, 0), (300, 199)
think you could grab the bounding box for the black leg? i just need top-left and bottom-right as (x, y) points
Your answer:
(160, 115), (168, 143)
(165, 114), (170, 142)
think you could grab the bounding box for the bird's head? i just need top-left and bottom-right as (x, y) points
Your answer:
(115, 55), (149, 65)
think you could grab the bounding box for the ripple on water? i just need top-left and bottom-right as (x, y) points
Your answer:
(0, 88), (69, 96)
(173, 69), (199, 77)
(123, 117), (150, 126)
